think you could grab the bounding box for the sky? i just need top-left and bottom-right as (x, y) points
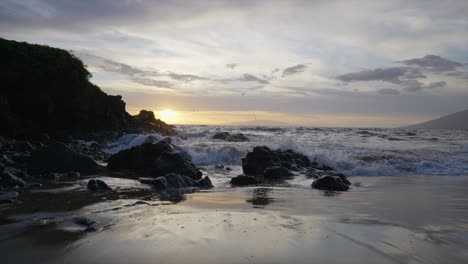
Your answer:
(1, 0), (468, 127)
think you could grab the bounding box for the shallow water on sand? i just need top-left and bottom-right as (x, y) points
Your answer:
(1, 175), (468, 264)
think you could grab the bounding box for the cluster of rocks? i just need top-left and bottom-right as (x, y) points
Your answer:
(212, 132), (250, 142)
(230, 146), (351, 191)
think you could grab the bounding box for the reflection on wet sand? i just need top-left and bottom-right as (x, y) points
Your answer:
(1, 176), (468, 264)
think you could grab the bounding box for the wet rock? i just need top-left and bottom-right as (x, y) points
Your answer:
(140, 173), (213, 190)
(215, 164), (224, 169)
(28, 142), (100, 174)
(311, 176), (349, 191)
(107, 139), (202, 180)
(230, 175), (258, 186)
(212, 132), (250, 142)
(72, 217), (100, 232)
(197, 176), (214, 189)
(263, 166), (294, 180)
(0, 171), (25, 188)
(242, 146), (310, 176)
(0, 155), (15, 166)
(87, 179), (112, 191)
(0, 191), (18, 204)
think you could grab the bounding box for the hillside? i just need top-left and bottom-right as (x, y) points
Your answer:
(405, 109), (468, 130)
(0, 38), (174, 137)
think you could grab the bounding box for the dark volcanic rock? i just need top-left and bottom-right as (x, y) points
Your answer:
(87, 179), (111, 191)
(213, 132), (250, 142)
(263, 166), (294, 180)
(28, 143), (100, 174)
(311, 176), (349, 191)
(0, 171), (25, 188)
(140, 173), (213, 190)
(230, 175), (258, 186)
(107, 139), (202, 180)
(242, 146), (310, 176)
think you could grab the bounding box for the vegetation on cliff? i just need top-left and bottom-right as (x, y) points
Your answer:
(0, 38), (174, 137)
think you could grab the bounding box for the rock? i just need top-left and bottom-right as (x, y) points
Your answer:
(230, 175), (258, 186)
(107, 139), (202, 180)
(0, 155), (15, 166)
(87, 179), (111, 191)
(0, 191), (18, 204)
(215, 164), (224, 169)
(263, 166), (293, 180)
(72, 216), (100, 232)
(28, 142), (100, 174)
(0, 171), (25, 188)
(197, 176), (214, 189)
(212, 132), (250, 142)
(140, 173), (213, 190)
(242, 146), (311, 176)
(311, 176), (349, 191)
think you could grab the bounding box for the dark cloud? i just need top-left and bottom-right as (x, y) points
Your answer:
(272, 68), (280, 74)
(226, 63), (237, 69)
(282, 64), (307, 77)
(167, 73), (208, 82)
(336, 67), (425, 84)
(403, 80), (447, 92)
(239, 74), (270, 84)
(131, 77), (174, 88)
(397, 55), (463, 72)
(76, 52), (209, 87)
(378, 88), (400, 95)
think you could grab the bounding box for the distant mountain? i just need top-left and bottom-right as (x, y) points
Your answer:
(405, 109), (468, 130)
(224, 120), (293, 127)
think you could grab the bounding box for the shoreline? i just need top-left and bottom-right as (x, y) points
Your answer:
(2, 175), (468, 264)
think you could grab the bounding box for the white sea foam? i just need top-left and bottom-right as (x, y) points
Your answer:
(106, 126), (468, 176)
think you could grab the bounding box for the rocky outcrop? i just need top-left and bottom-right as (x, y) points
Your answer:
(28, 142), (100, 174)
(107, 138), (202, 180)
(311, 176), (350, 191)
(0, 37), (175, 138)
(242, 146), (310, 177)
(212, 132), (249, 142)
(239, 145), (351, 190)
(230, 175), (258, 186)
(140, 173), (213, 190)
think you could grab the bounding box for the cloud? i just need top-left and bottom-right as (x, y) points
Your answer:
(130, 77), (174, 89)
(282, 64), (307, 77)
(226, 63), (237, 69)
(378, 88), (400, 95)
(397, 55), (463, 72)
(167, 73), (208, 82)
(403, 80), (447, 92)
(239, 74), (270, 84)
(336, 67), (425, 84)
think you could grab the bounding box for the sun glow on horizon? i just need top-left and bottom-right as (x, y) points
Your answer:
(157, 109), (177, 124)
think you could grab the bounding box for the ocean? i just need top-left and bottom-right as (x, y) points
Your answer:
(106, 125), (468, 178)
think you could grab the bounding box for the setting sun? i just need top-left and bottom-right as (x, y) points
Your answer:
(157, 109), (177, 123)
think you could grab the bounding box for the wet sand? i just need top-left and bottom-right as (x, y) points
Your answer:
(1, 175), (468, 264)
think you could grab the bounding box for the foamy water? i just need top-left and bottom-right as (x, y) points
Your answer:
(105, 126), (468, 177)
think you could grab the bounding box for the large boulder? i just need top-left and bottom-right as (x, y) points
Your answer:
(242, 146), (310, 176)
(230, 175), (258, 186)
(311, 176), (350, 191)
(263, 166), (294, 180)
(28, 142), (100, 174)
(140, 173), (213, 190)
(107, 138), (202, 180)
(212, 132), (249, 142)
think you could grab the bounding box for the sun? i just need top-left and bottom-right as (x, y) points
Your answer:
(158, 109), (177, 123)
